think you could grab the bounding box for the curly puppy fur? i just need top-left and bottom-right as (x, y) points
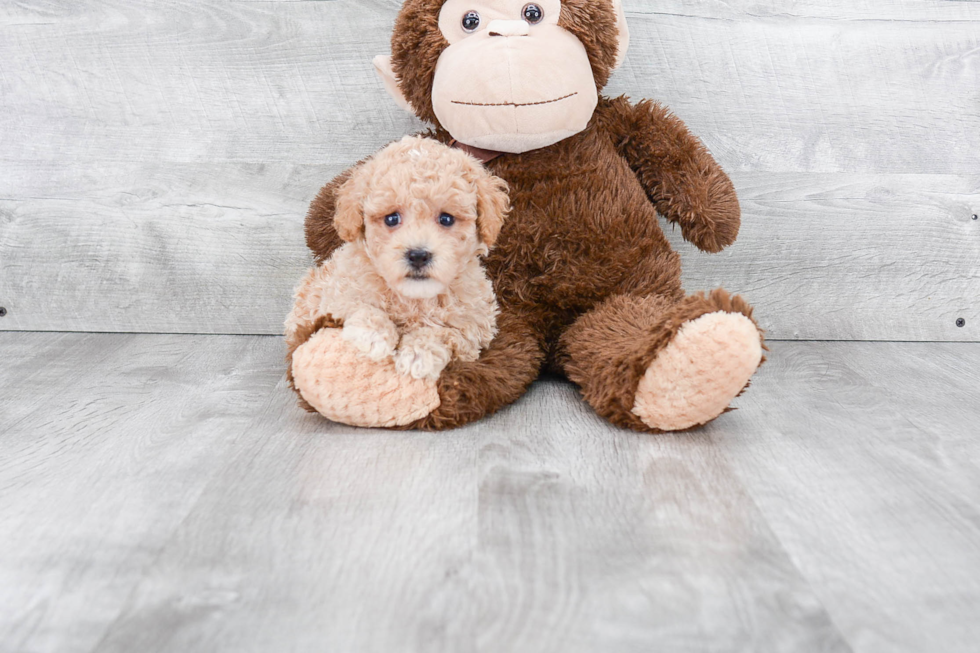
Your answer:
(295, 0), (764, 431)
(285, 136), (510, 383)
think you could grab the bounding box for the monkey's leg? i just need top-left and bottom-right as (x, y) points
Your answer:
(290, 324), (441, 428)
(409, 311), (544, 430)
(290, 310), (543, 430)
(559, 290), (764, 432)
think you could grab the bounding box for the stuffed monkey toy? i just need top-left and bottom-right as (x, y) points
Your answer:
(287, 0), (765, 431)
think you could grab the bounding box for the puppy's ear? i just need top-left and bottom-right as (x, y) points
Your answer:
(473, 171), (510, 248)
(333, 167), (368, 242)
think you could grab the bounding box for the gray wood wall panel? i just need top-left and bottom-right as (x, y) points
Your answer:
(1, 0), (978, 338)
(2, 332), (979, 652)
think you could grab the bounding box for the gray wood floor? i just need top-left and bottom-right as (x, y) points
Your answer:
(2, 333), (978, 653)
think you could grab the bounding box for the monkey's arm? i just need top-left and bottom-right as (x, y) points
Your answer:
(601, 96), (740, 253)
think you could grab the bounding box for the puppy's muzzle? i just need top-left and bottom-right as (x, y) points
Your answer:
(406, 248), (433, 273)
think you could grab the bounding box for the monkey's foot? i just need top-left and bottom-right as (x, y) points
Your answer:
(292, 329), (440, 428)
(632, 312), (762, 431)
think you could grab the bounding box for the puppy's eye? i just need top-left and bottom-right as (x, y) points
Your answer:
(462, 11), (481, 32)
(523, 3), (544, 23)
(438, 213), (456, 227)
(384, 213), (401, 227)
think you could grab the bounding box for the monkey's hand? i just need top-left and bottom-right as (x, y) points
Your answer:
(341, 307), (399, 362)
(606, 97), (740, 253)
(395, 328), (454, 381)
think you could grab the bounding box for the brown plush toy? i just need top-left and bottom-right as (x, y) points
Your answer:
(287, 0), (765, 431)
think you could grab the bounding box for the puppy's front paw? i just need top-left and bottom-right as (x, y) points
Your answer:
(395, 339), (451, 381)
(342, 322), (397, 362)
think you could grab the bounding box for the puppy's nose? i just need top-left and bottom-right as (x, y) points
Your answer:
(406, 249), (433, 270)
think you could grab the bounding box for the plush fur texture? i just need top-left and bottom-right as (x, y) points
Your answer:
(289, 0), (766, 431)
(286, 136), (508, 397)
(559, 289), (763, 431)
(292, 328), (442, 428)
(632, 311), (763, 431)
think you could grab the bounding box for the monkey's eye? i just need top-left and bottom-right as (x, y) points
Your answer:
(384, 212), (401, 227)
(462, 11), (481, 32)
(523, 3), (544, 23)
(438, 213), (456, 227)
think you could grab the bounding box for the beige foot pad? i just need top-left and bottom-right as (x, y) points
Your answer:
(292, 329), (440, 428)
(632, 312), (762, 431)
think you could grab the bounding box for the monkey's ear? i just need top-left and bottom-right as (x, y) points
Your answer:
(474, 173), (510, 248)
(333, 171), (368, 243)
(611, 0), (630, 70)
(373, 55), (414, 114)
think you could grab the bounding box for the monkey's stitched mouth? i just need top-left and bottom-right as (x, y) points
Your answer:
(451, 92), (578, 108)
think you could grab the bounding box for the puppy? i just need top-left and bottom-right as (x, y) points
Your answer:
(285, 136), (510, 381)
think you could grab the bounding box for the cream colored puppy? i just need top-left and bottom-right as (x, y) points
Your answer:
(285, 136), (510, 381)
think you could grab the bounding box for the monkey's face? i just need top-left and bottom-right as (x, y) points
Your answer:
(432, 0), (596, 153)
(381, 0), (629, 154)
